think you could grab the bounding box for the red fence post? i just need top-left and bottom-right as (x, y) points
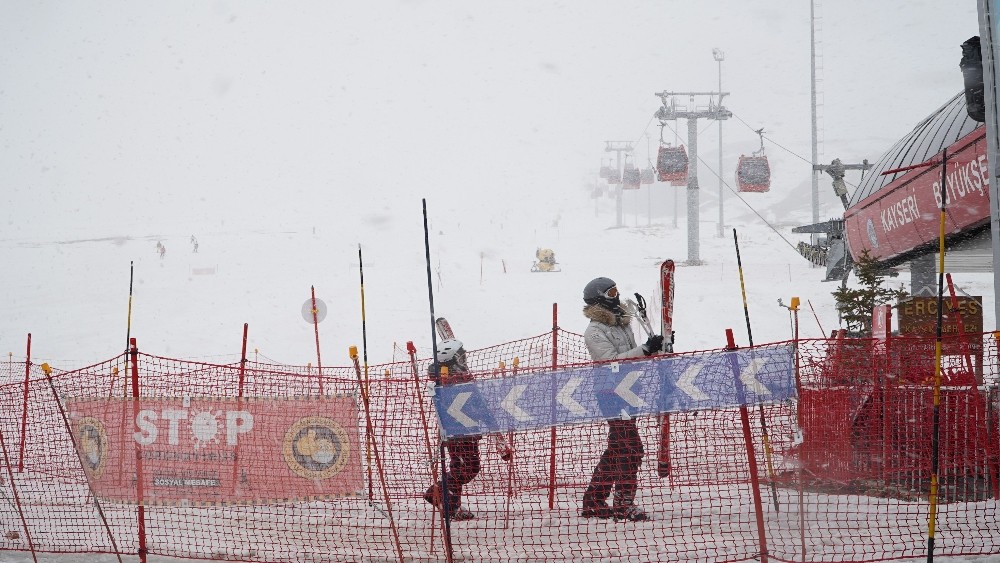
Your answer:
(876, 307), (892, 490)
(17, 333), (31, 472)
(232, 324), (249, 497)
(547, 302), (558, 509)
(129, 338), (148, 563)
(727, 329), (769, 563)
(311, 285), (324, 395)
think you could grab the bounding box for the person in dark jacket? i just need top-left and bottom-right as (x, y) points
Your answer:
(580, 277), (663, 522)
(423, 339), (480, 521)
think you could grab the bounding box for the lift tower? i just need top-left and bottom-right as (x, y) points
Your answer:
(604, 141), (634, 228)
(655, 91), (731, 264)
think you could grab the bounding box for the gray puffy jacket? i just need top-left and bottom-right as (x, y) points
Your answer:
(583, 305), (647, 361)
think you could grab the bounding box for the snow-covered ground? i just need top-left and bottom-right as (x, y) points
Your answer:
(1, 1), (996, 562)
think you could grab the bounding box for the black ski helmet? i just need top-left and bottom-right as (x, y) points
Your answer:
(583, 277), (621, 310)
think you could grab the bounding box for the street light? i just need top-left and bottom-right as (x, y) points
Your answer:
(713, 48), (725, 237)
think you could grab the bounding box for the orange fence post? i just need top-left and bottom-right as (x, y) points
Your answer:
(231, 323), (249, 497)
(350, 346), (405, 562)
(311, 285), (324, 396)
(727, 329), (769, 563)
(547, 302), (558, 509)
(407, 341), (446, 554)
(17, 333), (30, 472)
(129, 338), (148, 563)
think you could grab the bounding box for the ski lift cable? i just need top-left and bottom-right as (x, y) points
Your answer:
(614, 108), (797, 252)
(731, 111), (811, 166)
(731, 111), (865, 192)
(691, 146), (801, 255)
(640, 110), (798, 253)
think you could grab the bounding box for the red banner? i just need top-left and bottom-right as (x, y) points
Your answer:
(844, 127), (989, 264)
(65, 396), (363, 505)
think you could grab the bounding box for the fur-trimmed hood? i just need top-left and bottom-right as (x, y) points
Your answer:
(583, 304), (632, 327)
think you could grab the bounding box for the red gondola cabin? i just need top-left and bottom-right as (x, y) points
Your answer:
(623, 167), (641, 189)
(735, 155), (771, 192)
(656, 145), (688, 184)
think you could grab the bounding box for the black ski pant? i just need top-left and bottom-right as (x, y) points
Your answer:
(428, 437), (481, 511)
(583, 419), (644, 509)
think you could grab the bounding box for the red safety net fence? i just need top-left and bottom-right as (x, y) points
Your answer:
(2, 329), (1000, 562)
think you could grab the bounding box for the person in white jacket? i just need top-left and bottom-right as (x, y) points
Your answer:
(580, 277), (663, 522)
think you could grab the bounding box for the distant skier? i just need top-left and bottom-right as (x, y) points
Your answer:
(191, 235), (199, 253)
(579, 277), (663, 521)
(158, 243), (166, 259)
(423, 339), (480, 521)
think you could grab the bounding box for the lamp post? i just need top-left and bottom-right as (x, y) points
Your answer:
(713, 48), (725, 238)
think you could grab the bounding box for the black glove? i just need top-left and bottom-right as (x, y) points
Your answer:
(643, 334), (664, 356)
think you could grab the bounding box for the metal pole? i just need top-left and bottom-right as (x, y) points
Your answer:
(687, 117), (700, 263)
(977, 0), (1000, 331)
(810, 0), (820, 236)
(717, 51), (725, 238)
(615, 151), (623, 228)
(673, 184), (678, 228)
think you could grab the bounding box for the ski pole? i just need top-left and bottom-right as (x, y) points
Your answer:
(357, 245), (376, 504)
(421, 200), (454, 561)
(628, 294), (656, 337)
(927, 150), (949, 563)
(125, 260), (134, 354)
(733, 228), (780, 513)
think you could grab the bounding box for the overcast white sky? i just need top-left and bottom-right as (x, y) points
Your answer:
(0, 1), (981, 242)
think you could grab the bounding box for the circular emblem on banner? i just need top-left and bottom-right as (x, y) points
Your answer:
(301, 297), (328, 324)
(282, 416), (350, 480)
(866, 218), (879, 250)
(76, 417), (109, 479)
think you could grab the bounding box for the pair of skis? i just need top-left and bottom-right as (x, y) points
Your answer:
(434, 317), (514, 462)
(626, 260), (675, 478)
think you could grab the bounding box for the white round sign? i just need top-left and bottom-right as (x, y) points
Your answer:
(301, 297), (328, 323)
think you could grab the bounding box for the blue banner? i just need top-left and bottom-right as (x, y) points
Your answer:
(432, 343), (796, 438)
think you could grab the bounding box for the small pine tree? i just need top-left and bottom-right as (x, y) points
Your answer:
(831, 249), (908, 337)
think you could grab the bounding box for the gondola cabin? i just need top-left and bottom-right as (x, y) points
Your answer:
(623, 167), (641, 189)
(656, 145), (688, 184)
(735, 155), (771, 192)
(640, 167), (655, 184)
(599, 164), (614, 180)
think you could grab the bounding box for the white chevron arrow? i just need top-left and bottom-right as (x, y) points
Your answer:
(500, 385), (533, 422)
(556, 376), (586, 415)
(677, 363), (709, 400)
(615, 370), (648, 408)
(740, 358), (771, 396)
(447, 392), (478, 428)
